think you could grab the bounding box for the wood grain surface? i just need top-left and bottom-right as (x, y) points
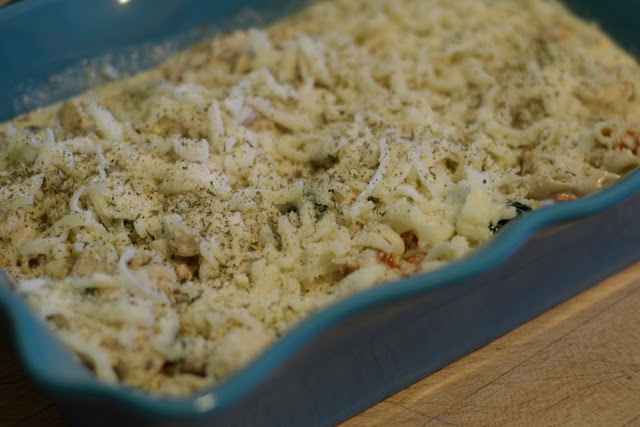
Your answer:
(2, 262), (640, 426)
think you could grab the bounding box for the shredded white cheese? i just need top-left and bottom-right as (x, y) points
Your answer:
(2, 0), (640, 395)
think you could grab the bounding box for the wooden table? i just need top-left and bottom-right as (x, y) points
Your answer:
(3, 262), (640, 426)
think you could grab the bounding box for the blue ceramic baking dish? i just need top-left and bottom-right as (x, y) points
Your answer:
(2, 1), (640, 425)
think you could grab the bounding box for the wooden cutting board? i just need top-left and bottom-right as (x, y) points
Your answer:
(2, 262), (640, 426)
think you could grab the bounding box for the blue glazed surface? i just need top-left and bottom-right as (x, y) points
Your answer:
(2, 1), (640, 425)
(0, 0), (313, 121)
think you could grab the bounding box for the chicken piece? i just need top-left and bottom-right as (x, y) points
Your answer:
(145, 372), (213, 396)
(127, 249), (154, 268)
(58, 99), (93, 132)
(71, 242), (118, 277)
(144, 264), (178, 294)
(178, 336), (209, 376)
(0, 209), (39, 247)
(615, 123), (640, 154)
(113, 332), (165, 388)
(174, 257), (199, 282)
(579, 80), (638, 114)
(127, 249), (179, 294)
(206, 326), (272, 380)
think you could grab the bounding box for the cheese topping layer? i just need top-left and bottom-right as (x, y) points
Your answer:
(2, 0), (640, 394)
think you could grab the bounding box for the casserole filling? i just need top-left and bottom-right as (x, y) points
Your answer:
(2, 0), (640, 394)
